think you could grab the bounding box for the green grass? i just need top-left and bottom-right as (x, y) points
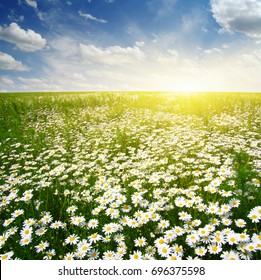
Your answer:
(0, 92), (261, 260)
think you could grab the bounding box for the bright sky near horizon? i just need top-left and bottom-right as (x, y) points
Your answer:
(0, 0), (261, 92)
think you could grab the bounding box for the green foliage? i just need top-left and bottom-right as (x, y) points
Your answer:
(0, 92), (261, 260)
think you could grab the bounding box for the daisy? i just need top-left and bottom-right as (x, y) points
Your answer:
(127, 218), (139, 228)
(134, 237), (147, 247)
(154, 237), (166, 247)
(63, 253), (74, 260)
(172, 226), (185, 236)
(167, 252), (182, 260)
(19, 237), (32, 246)
(238, 250), (253, 260)
(229, 198), (240, 208)
(220, 190), (233, 197)
(208, 244), (222, 254)
(178, 211), (192, 221)
(0, 251), (14, 260)
(88, 249), (100, 260)
(65, 234), (80, 245)
(221, 250), (240, 260)
(11, 209), (24, 218)
(7, 226), (18, 236)
(245, 243), (256, 252)
(20, 226), (32, 238)
(35, 241), (49, 253)
(221, 218), (232, 226)
(211, 234), (226, 245)
(171, 244), (184, 256)
(88, 232), (102, 243)
(122, 204), (132, 212)
(207, 204), (219, 214)
(247, 213), (260, 223)
(210, 218), (220, 226)
(252, 233), (261, 247)
(158, 219), (170, 229)
(88, 219), (99, 229)
(205, 224), (216, 233)
(74, 251), (86, 260)
(143, 253), (155, 260)
(220, 204), (231, 214)
(133, 210), (144, 219)
(103, 236), (111, 243)
(44, 249), (56, 260)
(3, 218), (14, 227)
(195, 246), (207, 257)
(150, 213), (161, 221)
(70, 216), (85, 226)
(102, 223), (116, 235)
(197, 203), (207, 212)
(248, 206), (261, 222)
(77, 240), (92, 254)
(102, 251), (115, 260)
(114, 233), (125, 243)
(158, 244), (171, 257)
(238, 233), (250, 243)
(120, 216), (129, 226)
(41, 213), (53, 225)
(145, 246), (156, 255)
(226, 233), (239, 245)
(130, 250), (142, 260)
(192, 219), (202, 227)
(235, 219), (246, 228)
(222, 227), (234, 236)
(117, 247), (127, 257)
(164, 230), (177, 242)
(0, 233), (9, 246)
(50, 220), (64, 229)
(138, 216), (150, 225)
(35, 227), (47, 236)
(23, 218), (36, 226)
(66, 205), (78, 214)
(198, 227), (210, 237)
(186, 233), (200, 246)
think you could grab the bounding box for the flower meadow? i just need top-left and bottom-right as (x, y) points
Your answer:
(0, 92), (261, 260)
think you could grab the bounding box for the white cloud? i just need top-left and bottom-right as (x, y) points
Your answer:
(211, 0), (261, 38)
(203, 48), (223, 55)
(78, 11), (107, 23)
(0, 22), (47, 52)
(80, 43), (145, 65)
(17, 77), (62, 91)
(7, 10), (24, 22)
(0, 51), (29, 71)
(135, 41), (145, 47)
(0, 77), (15, 85)
(25, 0), (37, 9)
(49, 36), (79, 57)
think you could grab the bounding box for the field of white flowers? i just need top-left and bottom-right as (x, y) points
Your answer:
(0, 92), (260, 260)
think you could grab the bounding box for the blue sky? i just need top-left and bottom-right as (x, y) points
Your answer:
(0, 0), (261, 92)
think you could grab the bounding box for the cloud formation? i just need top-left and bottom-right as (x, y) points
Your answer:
(80, 43), (145, 65)
(78, 11), (107, 23)
(0, 51), (29, 71)
(211, 0), (261, 38)
(0, 22), (47, 52)
(25, 0), (37, 9)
